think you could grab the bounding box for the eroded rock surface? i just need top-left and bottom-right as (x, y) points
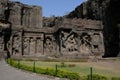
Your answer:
(0, 0), (111, 59)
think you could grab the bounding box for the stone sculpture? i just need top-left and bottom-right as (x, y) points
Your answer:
(0, 0), (105, 59)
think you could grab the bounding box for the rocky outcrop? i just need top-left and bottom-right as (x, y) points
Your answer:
(66, 0), (104, 20)
(103, 0), (120, 57)
(0, 0), (43, 58)
(43, 17), (63, 27)
(22, 5), (42, 28)
(8, 1), (42, 28)
(0, 0), (118, 59)
(66, 0), (120, 57)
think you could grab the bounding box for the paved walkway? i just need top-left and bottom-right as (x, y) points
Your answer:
(0, 59), (68, 80)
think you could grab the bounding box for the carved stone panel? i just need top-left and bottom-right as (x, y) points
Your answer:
(12, 31), (22, 56)
(12, 36), (21, 56)
(79, 32), (92, 55)
(44, 35), (56, 56)
(60, 30), (78, 54)
(23, 37), (29, 55)
(29, 37), (36, 55)
(91, 32), (104, 55)
(36, 37), (43, 55)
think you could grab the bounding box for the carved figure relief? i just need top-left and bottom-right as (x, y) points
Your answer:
(36, 37), (43, 54)
(23, 37), (29, 55)
(12, 31), (21, 56)
(29, 37), (36, 55)
(92, 33), (101, 52)
(0, 0), (105, 59)
(79, 33), (92, 55)
(60, 30), (78, 53)
(12, 36), (20, 55)
(44, 36), (54, 55)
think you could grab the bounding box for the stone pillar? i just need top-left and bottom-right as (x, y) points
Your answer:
(36, 36), (43, 55)
(99, 31), (105, 56)
(59, 32), (62, 55)
(23, 37), (30, 55)
(34, 37), (37, 55)
(21, 30), (23, 55)
(19, 35), (22, 56)
(29, 37), (36, 56)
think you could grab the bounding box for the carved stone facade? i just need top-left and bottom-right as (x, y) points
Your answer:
(0, 0), (105, 59)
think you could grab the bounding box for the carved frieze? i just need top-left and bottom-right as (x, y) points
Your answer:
(44, 34), (56, 56)
(12, 31), (21, 56)
(60, 30), (78, 54)
(79, 32), (92, 55)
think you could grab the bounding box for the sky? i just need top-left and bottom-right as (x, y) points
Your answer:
(10, 0), (86, 17)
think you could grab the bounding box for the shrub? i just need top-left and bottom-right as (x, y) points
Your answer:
(87, 74), (108, 80)
(68, 64), (76, 67)
(7, 59), (81, 80)
(111, 77), (120, 80)
(57, 69), (80, 80)
(8, 59), (120, 80)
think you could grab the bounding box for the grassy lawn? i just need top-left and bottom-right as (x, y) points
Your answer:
(19, 60), (120, 79)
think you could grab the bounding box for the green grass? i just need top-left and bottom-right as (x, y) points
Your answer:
(19, 60), (120, 79)
(8, 61), (120, 80)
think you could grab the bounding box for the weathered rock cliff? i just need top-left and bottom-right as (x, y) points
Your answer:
(0, 0), (42, 58)
(8, 1), (42, 28)
(0, 0), (119, 58)
(66, 0), (120, 57)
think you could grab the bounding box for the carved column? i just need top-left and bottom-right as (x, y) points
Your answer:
(19, 31), (23, 56)
(35, 37), (36, 54)
(21, 30), (23, 55)
(59, 32), (62, 55)
(29, 37), (36, 56)
(36, 36), (44, 55)
(99, 31), (105, 56)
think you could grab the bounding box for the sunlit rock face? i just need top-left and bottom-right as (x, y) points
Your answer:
(8, 1), (42, 28)
(66, 0), (120, 57)
(0, 0), (113, 59)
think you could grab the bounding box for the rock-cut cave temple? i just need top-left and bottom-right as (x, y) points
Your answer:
(0, 0), (105, 59)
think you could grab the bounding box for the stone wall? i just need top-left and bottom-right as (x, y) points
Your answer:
(57, 26), (104, 59)
(23, 32), (44, 56)
(22, 5), (42, 28)
(8, 1), (42, 28)
(0, 0), (105, 59)
(66, 0), (120, 57)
